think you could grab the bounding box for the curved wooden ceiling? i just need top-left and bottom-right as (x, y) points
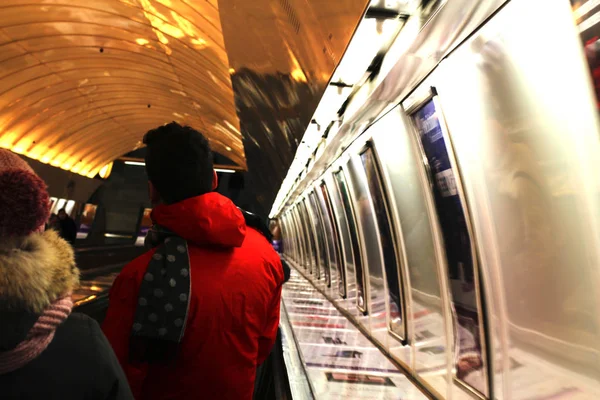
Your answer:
(0, 0), (244, 178)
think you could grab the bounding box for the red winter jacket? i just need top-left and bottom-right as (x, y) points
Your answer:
(102, 193), (284, 400)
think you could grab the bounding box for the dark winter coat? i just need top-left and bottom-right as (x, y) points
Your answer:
(59, 216), (78, 244)
(0, 230), (133, 399)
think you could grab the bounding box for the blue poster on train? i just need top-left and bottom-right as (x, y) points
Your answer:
(412, 99), (486, 395)
(413, 100), (472, 284)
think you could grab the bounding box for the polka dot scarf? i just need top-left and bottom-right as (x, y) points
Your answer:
(130, 226), (191, 361)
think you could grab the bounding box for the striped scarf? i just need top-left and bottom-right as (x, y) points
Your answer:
(0, 297), (72, 375)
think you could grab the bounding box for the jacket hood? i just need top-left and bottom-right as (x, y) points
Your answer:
(152, 193), (246, 248)
(0, 230), (79, 350)
(0, 230), (79, 313)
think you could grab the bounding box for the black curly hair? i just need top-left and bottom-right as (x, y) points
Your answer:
(143, 122), (213, 204)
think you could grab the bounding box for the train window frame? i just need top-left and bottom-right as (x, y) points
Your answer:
(358, 140), (408, 344)
(293, 207), (306, 266)
(298, 202), (314, 275)
(309, 190), (331, 286)
(283, 214), (295, 261)
(301, 198), (320, 279)
(289, 210), (298, 262)
(333, 166), (369, 315)
(404, 86), (491, 399)
(319, 180), (347, 298)
(293, 206), (309, 272)
(289, 212), (300, 263)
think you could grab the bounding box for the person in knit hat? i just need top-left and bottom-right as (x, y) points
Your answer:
(0, 149), (133, 399)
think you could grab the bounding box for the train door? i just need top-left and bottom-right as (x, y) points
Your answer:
(405, 89), (490, 398)
(333, 168), (368, 315)
(295, 202), (309, 274)
(318, 181), (347, 298)
(300, 198), (320, 279)
(292, 206), (309, 272)
(326, 173), (358, 307)
(343, 157), (385, 344)
(371, 106), (452, 397)
(283, 214), (296, 261)
(358, 141), (407, 343)
(308, 190), (331, 287)
(279, 214), (287, 256)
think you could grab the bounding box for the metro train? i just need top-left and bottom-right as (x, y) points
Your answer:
(273, 0), (600, 399)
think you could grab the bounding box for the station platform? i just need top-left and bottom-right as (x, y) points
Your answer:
(280, 268), (430, 400)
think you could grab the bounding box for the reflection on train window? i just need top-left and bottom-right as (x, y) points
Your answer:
(320, 182), (347, 298)
(334, 169), (368, 313)
(360, 145), (404, 339)
(309, 191), (331, 286)
(411, 99), (488, 396)
(301, 199), (320, 278)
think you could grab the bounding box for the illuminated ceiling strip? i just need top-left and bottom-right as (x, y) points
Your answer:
(269, 7), (405, 218)
(124, 160), (237, 174)
(214, 168), (236, 174)
(104, 233), (133, 238)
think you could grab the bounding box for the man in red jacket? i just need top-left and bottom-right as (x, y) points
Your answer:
(102, 122), (284, 400)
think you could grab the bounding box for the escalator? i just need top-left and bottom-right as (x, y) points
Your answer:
(73, 244), (145, 323)
(73, 246), (296, 400)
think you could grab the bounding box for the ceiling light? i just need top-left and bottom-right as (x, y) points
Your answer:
(215, 168), (236, 174)
(104, 233), (132, 238)
(125, 161), (145, 166)
(330, 18), (399, 86)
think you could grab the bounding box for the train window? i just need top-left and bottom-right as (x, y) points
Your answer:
(279, 216), (287, 256)
(359, 144), (405, 340)
(328, 176), (357, 300)
(283, 215), (294, 261)
(410, 97), (489, 397)
(301, 199), (320, 278)
(319, 181), (347, 298)
(309, 191), (331, 286)
(296, 205), (313, 274)
(334, 169), (368, 314)
(292, 209), (306, 266)
(288, 214), (299, 263)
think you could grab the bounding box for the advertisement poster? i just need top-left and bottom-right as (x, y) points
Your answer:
(76, 204), (98, 240)
(135, 208), (153, 246)
(308, 369), (427, 400)
(412, 99), (487, 395)
(572, 0), (600, 111)
(282, 269), (429, 400)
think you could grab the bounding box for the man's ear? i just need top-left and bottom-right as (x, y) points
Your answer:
(148, 181), (161, 205)
(212, 170), (218, 191)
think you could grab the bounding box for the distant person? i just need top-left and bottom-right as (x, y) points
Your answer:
(244, 212), (290, 400)
(102, 122), (285, 400)
(0, 149), (132, 399)
(268, 219), (282, 253)
(57, 208), (77, 244)
(46, 213), (60, 232)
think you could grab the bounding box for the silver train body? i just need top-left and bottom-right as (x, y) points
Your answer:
(275, 0), (600, 399)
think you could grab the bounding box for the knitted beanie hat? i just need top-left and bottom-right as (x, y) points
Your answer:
(0, 149), (50, 237)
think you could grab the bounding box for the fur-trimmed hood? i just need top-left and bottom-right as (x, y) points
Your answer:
(0, 230), (79, 313)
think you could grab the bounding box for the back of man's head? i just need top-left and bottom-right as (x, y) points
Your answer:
(144, 122), (213, 204)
